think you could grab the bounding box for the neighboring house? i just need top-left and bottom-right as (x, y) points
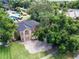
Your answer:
(6, 10), (31, 23)
(66, 9), (79, 19)
(6, 10), (21, 22)
(2, 0), (9, 9)
(14, 20), (39, 41)
(2, 0), (9, 4)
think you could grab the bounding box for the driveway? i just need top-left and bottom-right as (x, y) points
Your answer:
(74, 54), (79, 59)
(23, 40), (52, 54)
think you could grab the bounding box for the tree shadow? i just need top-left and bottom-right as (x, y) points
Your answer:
(43, 48), (74, 59)
(0, 45), (12, 59)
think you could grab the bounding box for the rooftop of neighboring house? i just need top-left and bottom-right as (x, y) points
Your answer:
(6, 10), (30, 23)
(66, 9), (79, 19)
(2, 0), (9, 4)
(6, 10), (21, 21)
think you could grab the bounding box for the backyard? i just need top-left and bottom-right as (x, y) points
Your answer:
(0, 42), (73, 59)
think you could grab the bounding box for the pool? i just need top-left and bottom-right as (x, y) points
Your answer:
(7, 10), (21, 21)
(9, 12), (21, 21)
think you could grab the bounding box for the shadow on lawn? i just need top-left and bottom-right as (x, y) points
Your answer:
(43, 48), (74, 59)
(0, 46), (10, 52)
(0, 45), (12, 58)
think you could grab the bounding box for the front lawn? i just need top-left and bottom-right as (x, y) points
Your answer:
(0, 42), (46, 59)
(0, 42), (73, 59)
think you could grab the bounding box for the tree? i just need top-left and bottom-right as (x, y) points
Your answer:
(9, 0), (31, 9)
(68, 0), (79, 9)
(60, 0), (79, 9)
(0, 8), (16, 42)
(28, 0), (60, 22)
(35, 14), (79, 54)
(28, 0), (79, 54)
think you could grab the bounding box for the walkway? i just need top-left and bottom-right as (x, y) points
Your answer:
(23, 40), (52, 54)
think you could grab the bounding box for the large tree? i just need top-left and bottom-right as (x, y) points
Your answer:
(28, 0), (79, 54)
(28, 0), (60, 22)
(9, 0), (31, 9)
(0, 8), (16, 42)
(59, 0), (79, 9)
(35, 14), (79, 54)
(68, 0), (79, 9)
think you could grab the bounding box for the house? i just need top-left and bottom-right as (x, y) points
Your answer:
(6, 10), (31, 23)
(58, 9), (79, 19)
(6, 10), (21, 22)
(2, 0), (9, 4)
(2, 0), (9, 10)
(66, 9), (79, 19)
(14, 20), (39, 42)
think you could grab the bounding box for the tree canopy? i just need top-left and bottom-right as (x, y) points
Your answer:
(35, 13), (79, 53)
(9, 0), (31, 9)
(0, 8), (16, 42)
(28, 0), (60, 22)
(27, 0), (79, 54)
(59, 1), (79, 9)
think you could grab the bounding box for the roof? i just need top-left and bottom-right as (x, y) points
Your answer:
(66, 9), (79, 18)
(17, 20), (39, 31)
(7, 10), (21, 21)
(7, 10), (20, 18)
(2, 0), (9, 4)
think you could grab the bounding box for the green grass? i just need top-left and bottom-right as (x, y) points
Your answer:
(49, 54), (74, 59)
(0, 42), (47, 59)
(0, 42), (73, 59)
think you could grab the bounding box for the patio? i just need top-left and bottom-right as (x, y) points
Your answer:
(24, 40), (52, 54)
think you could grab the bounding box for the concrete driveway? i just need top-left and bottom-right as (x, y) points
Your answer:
(24, 40), (52, 54)
(74, 54), (79, 59)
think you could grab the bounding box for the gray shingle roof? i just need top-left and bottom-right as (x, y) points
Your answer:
(67, 9), (79, 18)
(2, 0), (9, 4)
(17, 20), (39, 31)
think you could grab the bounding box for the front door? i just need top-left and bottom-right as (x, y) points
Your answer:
(25, 29), (31, 41)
